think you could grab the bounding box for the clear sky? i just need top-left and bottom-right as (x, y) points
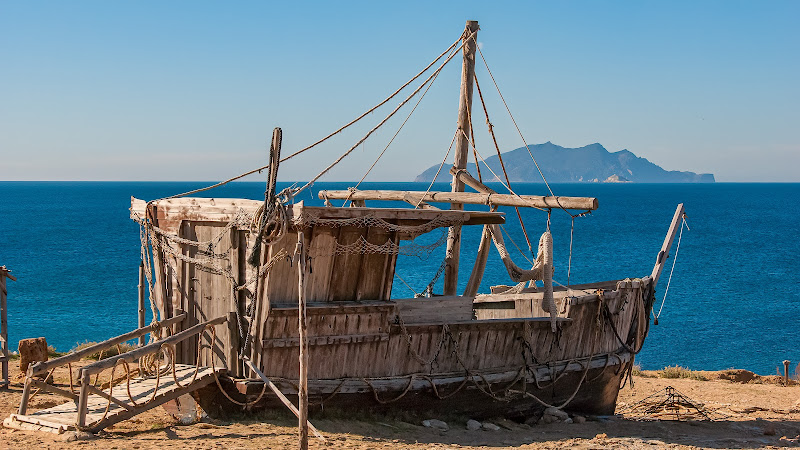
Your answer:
(1, 1), (798, 182)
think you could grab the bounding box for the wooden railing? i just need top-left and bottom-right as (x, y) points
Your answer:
(17, 314), (227, 430)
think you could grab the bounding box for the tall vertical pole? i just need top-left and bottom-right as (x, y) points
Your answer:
(296, 233), (309, 450)
(0, 267), (12, 388)
(444, 20), (479, 296)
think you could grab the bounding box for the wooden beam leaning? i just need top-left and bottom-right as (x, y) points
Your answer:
(30, 314), (187, 377)
(80, 316), (226, 375)
(455, 168), (498, 297)
(243, 359), (326, 443)
(317, 190), (598, 211)
(651, 203), (686, 286)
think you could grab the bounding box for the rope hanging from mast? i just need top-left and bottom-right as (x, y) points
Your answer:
(291, 29), (478, 200)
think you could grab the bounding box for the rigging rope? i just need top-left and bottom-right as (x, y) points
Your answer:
(292, 29), (477, 199)
(141, 34), (465, 205)
(348, 41), (459, 198)
(474, 73), (533, 252)
(652, 217), (688, 323)
(415, 129), (458, 209)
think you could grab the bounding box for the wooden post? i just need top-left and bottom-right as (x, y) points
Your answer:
(0, 266), (14, 389)
(76, 370), (91, 429)
(444, 20), (479, 296)
(138, 261), (146, 347)
(784, 360), (791, 386)
(18, 377), (32, 415)
(296, 232), (309, 450)
(148, 204), (171, 322)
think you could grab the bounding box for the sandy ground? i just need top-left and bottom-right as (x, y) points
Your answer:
(2, 359), (800, 449)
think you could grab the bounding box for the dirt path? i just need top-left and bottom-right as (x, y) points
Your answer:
(2, 360), (799, 449)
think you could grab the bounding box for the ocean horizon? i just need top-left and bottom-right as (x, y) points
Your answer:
(1, 181), (798, 375)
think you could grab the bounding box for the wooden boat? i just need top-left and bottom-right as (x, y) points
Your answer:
(128, 21), (684, 421)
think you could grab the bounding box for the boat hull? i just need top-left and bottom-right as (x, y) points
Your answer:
(195, 351), (631, 419)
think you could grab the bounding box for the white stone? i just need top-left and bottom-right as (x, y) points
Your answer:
(544, 407), (569, 420)
(466, 419), (482, 431)
(422, 419), (449, 431)
(481, 422), (501, 431)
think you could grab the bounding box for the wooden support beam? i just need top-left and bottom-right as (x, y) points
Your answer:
(456, 168), (498, 297)
(297, 232), (309, 450)
(76, 371), (91, 429)
(444, 20), (480, 296)
(85, 385), (135, 412)
(463, 211), (495, 297)
(0, 267), (12, 389)
(402, 193), (438, 210)
(28, 378), (79, 401)
(650, 204), (686, 286)
(18, 377), (32, 415)
(317, 189), (598, 211)
(243, 359), (326, 443)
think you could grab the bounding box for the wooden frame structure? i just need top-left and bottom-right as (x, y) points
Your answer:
(8, 314), (228, 433)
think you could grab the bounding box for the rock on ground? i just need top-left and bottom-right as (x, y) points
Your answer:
(422, 419), (448, 431)
(17, 337), (47, 374)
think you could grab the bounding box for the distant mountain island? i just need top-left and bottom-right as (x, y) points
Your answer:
(415, 142), (715, 183)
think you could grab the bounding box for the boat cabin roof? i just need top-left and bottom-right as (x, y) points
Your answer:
(130, 197), (504, 235)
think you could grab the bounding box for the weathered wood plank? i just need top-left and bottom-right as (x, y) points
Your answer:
(328, 226), (363, 302)
(394, 296), (473, 324)
(356, 227), (391, 301)
(132, 198), (504, 228)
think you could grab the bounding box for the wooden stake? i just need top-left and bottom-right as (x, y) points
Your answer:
(76, 371), (91, 429)
(297, 232), (309, 450)
(784, 360), (791, 386)
(444, 20), (479, 296)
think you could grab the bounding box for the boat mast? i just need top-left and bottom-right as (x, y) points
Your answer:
(444, 20), (479, 296)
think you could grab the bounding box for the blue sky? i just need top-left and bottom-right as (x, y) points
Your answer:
(1, 1), (798, 181)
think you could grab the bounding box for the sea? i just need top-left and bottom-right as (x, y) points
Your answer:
(1, 181), (798, 375)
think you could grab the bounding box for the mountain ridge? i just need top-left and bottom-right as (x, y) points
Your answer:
(414, 142), (715, 183)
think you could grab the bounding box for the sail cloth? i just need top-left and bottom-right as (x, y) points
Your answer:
(489, 227), (557, 332)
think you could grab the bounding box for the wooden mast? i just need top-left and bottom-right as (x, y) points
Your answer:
(444, 20), (479, 296)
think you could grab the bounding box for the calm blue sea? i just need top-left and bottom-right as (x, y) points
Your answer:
(1, 181), (798, 375)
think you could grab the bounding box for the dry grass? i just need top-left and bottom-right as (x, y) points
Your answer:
(656, 365), (708, 381)
(70, 341), (137, 360)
